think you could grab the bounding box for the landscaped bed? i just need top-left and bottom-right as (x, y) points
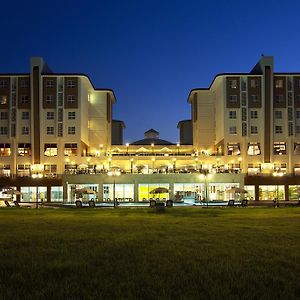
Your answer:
(0, 207), (299, 299)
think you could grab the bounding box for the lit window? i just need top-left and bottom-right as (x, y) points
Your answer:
(275, 79), (283, 88)
(275, 111), (282, 119)
(229, 111), (236, 119)
(17, 143), (31, 156)
(47, 127), (54, 135)
(64, 143), (77, 156)
(227, 143), (240, 155)
(0, 111), (8, 120)
(0, 96), (7, 104)
(67, 80), (75, 88)
(250, 79), (258, 88)
(229, 126), (237, 134)
(46, 112), (54, 120)
(229, 95), (238, 103)
(68, 126), (75, 135)
(67, 95), (75, 103)
(22, 126), (29, 135)
(273, 142), (286, 155)
(22, 111), (29, 120)
(250, 126), (258, 134)
(68, 112), (76, 120)
(229, 80), (237, 89)
(275, 126), (283, 134)
(0, 127), (8, 135)
(0, 144), (11, 156)
(250, 111), (258, 119)
(247, 143), (261, 155)
(44, 144), (57, 157)
(294, 143), (300, 155)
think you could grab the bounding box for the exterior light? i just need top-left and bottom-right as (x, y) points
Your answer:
(108, 169), (121, 208)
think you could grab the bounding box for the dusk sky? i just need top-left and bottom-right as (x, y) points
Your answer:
(1, 0), (300, 143)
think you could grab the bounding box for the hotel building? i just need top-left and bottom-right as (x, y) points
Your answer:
(0, 56), (299, 203)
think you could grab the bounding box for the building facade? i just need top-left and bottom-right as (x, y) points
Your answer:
(0, 56), (299, 203)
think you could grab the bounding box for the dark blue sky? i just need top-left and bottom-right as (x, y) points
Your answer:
(1, 0), (300, 143)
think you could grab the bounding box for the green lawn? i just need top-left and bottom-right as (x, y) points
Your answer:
(0, 207), (300, 299)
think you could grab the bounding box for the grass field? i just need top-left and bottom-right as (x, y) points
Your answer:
(0, 207), (300, 299)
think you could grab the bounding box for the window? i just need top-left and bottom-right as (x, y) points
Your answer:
(288, 108), (293, 121)
(241, 93), (246, 106)
(273, 142), (286, 155)
(229, 111), (236, 119)
(47, 112), (54, 120)
(296, 95), (300, 102)
(250, 79), (258, 88)
(67, 80), (75, 88)
(250, 110), (258, 119)
(17, 164), (31, 177)
(275, 126), (283, 134)
(275, 95), (284, 103)
(46, 95), (53, 103)
(250, 95), (259, 102)
(227, 143), (240, 155)
(0, 111), (8, 120)
(288, 122), (293, 136)
(47, 127), (54, 135)
(229, 95), (238, 103)
(58, 123), (63, 136)
(0, 144), (11, 156)
(275, 79), (283, 88)
(242, 123), (247, 136)
(296, 111), (300, 119)
(22, 111), (29, 120)
(0, 80), (8, 88)
(288, 92), (293, 106)
(294, 143), (300, 155)
(241, 81), (246, 91)
(247, 143), (261, 155)
(229, 126), (237, 134)
(242, 108), (247, 121)
(0, 95), (7, 104)
(68, 111), (76, 120)
(68, 126), (75, 135)
(67, 95), (75, 103)
(22, 126), (29, 135)
(250, 126), (258, 134)
(296, 126), (300, 134)
(229, 80), (237, 89)
(0, 127), (8, 135)
(20, 79), (29, 88)
(64, 143), (77, 156)
(46, 80), (54, 88)
(18, 143), (31, 156)
(44, 144), (57, 157)
(21, 95), (29, 104)
(275, 111), (282, 119)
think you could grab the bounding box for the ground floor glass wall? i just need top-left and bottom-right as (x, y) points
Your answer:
(20, 187), (47, 202)
(103, 184), (134, 202)
(173, 183), (204, 202)
(289, 185), (300, 200)
(51, 186), (63, 202)
(259, 185), (285, 200)
(138, 184), (169, 201)
(67, 184), (98, 202)
(209, 183), (239, 201)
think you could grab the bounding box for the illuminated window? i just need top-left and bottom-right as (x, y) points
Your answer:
(44, 144), (57, 157)
(294, 143), (300, 155)
(44, 164), (57, 177)
(17, 164), (31, 177)
(275, 79), (283, 88)
(0, 164), (10, 176)
(273, 142), (286, 155)
(229, 80), (237, 89)
(64, 143), (77, 156)
(0, 95), (7, 104)
(0, 144), (11, 156)
(18, 143), (31, 156)
(247, 143), (261, 155)
(227, 143), (240, 155)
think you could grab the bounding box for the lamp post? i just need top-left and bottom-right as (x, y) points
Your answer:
(200, 169), (212, 207)
(108, 169), (121, 208)
(130, 158), (133, 173)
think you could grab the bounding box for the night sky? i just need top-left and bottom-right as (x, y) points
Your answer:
(1, 0), (300, 143)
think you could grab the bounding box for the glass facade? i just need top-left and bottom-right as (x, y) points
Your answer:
(20, 186), (47, 202)
(174, 183), (204, 202)
(259, 185), (285, 200)
(209, 183), (239, 201)
(51, 186), (63, 202)
(67, 184), (98, 202)
(288, 185), (300, 200)
(103, 184), (134, 202)
(138, 184), (169, 201)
